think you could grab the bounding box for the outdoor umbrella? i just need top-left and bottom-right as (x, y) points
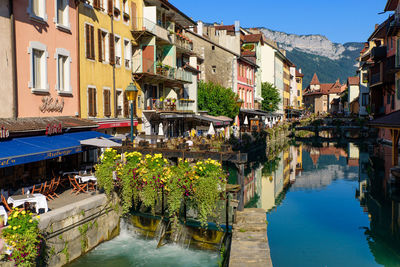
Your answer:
(207, 123), (216, 136)
(244, 116), (249, 125)
(158, 123), (164, 136)
(80, 137), (122, 148)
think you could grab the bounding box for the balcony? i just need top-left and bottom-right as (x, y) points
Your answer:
(371, 46), (387, 62)
(144, 98), (195, 113)
(388, 14), (400, 36)
(370, 72), (381, 86)
(131, 17), (173, 44)
(174, 33), (193, 53)
(132, 58), (192, 84)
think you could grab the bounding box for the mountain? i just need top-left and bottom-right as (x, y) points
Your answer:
(258, 28), (364, 86)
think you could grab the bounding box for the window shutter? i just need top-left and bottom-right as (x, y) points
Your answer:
(98, 29), (102, 62)
(93, 89), (97, 117)
(131, 2), (137, 29)
(104, 90), (111, 117)
(85, 24), (90, 59)
(93, 0), (100, 9)
(124, 92), (129, 117)
(109, 33), (115, 65)
(88, 88), (94, 117)
(90, 25), (95, 60)
(108, 0), (113, 15)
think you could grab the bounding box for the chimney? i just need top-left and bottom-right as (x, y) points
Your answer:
(197, 20), (203, 36)
(234, 20), (240, 36)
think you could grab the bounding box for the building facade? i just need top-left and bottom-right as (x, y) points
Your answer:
(296, 69), (304, 108)
(13, 0), (80, 118)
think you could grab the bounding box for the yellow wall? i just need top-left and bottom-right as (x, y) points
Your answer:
(79, 1), (143, 130)
(297, 76), (303, 108)
(283, 65), (290, 108)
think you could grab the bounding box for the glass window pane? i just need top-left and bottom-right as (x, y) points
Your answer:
(33, 49), (43, 89)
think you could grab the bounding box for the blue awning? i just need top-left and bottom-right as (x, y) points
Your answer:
(0, 131), (110, 168)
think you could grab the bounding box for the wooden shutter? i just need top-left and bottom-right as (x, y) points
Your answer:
(98, 29), (103, 62)
(131, 2), (136, 29)
(88, 88), (95, 117)
(108, 0), (113, 15)
(109, 33), (115, 65)
(124, 92), (129, 117)
(93, 0), (100, 9)
(85, 24), (90, 59)
(104, 90), (111, 117)
(90, 25), (95, 60)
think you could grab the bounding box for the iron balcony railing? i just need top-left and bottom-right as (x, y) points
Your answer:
(131, 17), (173, 43)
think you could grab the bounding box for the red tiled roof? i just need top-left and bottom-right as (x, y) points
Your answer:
(347, 76), (360, 86)
(243, 34), (263, 44)
(214, 25), (235, 32)
(310, 73), (320, 85)
(304, 78), (344, 96)
(296, 70), (304, 77)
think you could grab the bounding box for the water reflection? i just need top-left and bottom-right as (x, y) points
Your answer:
(238, 140), (400, 266)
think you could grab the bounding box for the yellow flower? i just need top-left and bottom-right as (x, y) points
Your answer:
(21, 211), (26, 215)
(36, 215), (40, 219)
(18, 225), (21, 228)
(13, 213), (18, 218)
(12, 226), (17, 230)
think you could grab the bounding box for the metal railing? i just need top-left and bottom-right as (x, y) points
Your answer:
(131, 17), (173, 43)
(174, 35), (193, 51)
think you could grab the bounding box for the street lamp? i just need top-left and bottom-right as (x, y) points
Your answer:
(236, 99), (243, 138)
(126, 82), (139, 143)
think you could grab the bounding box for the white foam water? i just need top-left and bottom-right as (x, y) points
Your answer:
(67, 220), (219, 267)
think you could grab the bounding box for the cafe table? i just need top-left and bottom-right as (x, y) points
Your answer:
(8, 193), (48, 213)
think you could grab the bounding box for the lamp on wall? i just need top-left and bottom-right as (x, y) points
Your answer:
(126, 82), (139, 142)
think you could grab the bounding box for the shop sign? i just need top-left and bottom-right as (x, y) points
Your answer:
(46, 123), (62, 136)
(0, 127), (9, 139)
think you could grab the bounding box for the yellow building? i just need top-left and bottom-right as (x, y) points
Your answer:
(296, 70), (304, 108)
(79, 0), (143, 135)
(283, 62), (290, 110)
(296, 144), (303, 175)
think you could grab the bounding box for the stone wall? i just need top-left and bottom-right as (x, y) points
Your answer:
(39, 194), (120, 267)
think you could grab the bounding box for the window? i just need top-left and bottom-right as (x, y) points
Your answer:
(212, 45), (215, 51)
(85, 24), (95, 60)
(55, 0), (69, 29)
(98, 29), (109, 63)
(116, 89), (123, 116)
(297, 90), (300, 96)
(114, 0), (120, 19)
(392, 94), (395, 110)
(387, 93), (391, 105)
(55, 48), (72, 94)
(103, 88), (111, 117)
(115, 35), (121, 66)
(124, 39), (131, 69)
(397, 79), (400, 100)
(123, 0), (129, 22)
(88, 87), (97, 117)
(28, 41), (48, 92)
(212, 65), (216, 74)
(28, 0), (47, 22)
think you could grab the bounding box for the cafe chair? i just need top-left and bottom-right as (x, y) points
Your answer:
(68, 176), (88, 195)
(48, 177), (60, 199)
(42, 179), (55, 200)
(1, 195), (13, 215)
(31, 183), (43, 194)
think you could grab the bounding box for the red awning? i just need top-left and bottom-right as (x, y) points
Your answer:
(97, 120), (138, 129)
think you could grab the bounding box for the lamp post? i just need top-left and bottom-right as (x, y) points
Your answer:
(126, 82), (139, 143)
(236, 99), (243, 139)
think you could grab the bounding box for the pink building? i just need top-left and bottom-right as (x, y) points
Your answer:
(237, 57), (256, 110)
(13, 0), (79, 118)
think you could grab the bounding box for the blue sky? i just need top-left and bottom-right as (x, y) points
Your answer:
(170, 0), (390, 44)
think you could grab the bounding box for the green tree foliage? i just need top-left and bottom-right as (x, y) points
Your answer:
(261, 82), (281, 112)
(198, 81), (239, 118)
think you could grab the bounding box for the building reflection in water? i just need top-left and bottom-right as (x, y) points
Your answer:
(357, 143), (400, 265)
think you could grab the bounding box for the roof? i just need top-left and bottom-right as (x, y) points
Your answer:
(385, 0), (399, 11)
(158, 0), (196, 26)
(238, 56), (258, 68)
(243, 34), (264, 44)
(368, 16), (391, 41)
(0, 117), (98, 133)
(296, 70), (304, 77)
(347, 76), (360, 86)
(369, 110), (400, 128)
(310, 73), (320, 85)
(214, 25), (235, 32)
(183, 63), (201, 73)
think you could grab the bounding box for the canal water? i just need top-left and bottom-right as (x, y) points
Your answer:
(69, 141), (400, 267)
(252, 141), (400, 267)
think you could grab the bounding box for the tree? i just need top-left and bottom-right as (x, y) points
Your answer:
(198, 81), (240, 118)
(261, 82), (281, 112)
